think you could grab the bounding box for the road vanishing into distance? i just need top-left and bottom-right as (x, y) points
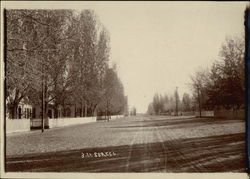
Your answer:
(6, 115), (246, 172)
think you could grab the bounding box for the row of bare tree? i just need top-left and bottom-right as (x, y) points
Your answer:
(147, 91), (193, 115)
(6, 9), (127, 119)
(190, 36), (245, 113)
(148, 36), (244, 115)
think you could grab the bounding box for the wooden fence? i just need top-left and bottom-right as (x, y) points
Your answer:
(6, 119), (30, 134)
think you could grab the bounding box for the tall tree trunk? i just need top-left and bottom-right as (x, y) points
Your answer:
(107, 100), (109, 121)
(197, 87), (201, 117)
(10, 103), (18, 119)
(45, 100), (48, 128)
(92, 104), (98, 117)
(106, 100), (108, 119)
(41, 82), (45, 132)
(54, 107), (58, 118)
(75, 103), (77, 117)
(81, 99), (84, 117)
(84, 100), (87, 117)
(45, 82), (48, 120)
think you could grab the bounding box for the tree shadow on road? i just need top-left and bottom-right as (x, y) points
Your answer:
(110, 117), (244, 130)
(6, 133), (246, 173)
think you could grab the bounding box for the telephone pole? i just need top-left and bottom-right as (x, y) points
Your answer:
(197, 86), (201, 117)
(41, 60), (45, 133)
(175, 87), (179, 116)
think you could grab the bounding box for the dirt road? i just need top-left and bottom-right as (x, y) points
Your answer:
(6, 115), (246, 172)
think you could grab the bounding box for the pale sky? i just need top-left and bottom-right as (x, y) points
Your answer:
(93, 2), (247, 113)
(2, 2), (247, 113)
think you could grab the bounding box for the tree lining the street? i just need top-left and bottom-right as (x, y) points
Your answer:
(6, 9), (127, 119)
(148, 36), (245, 116)
(190, 36), (245, 112)
(147, 91), (192, 115)
(182, 93), (192, 112)
(189, 67), (211, 116)
(6, 9), (74, 119)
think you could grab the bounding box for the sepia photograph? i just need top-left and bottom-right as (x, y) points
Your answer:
(1, 1), (249, 178)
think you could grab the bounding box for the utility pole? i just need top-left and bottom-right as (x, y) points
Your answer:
(175, 87), (179, 116)
(41, 50), (49, 133)
(197, 86), (201, 117)
(41, 61), (45, 133)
